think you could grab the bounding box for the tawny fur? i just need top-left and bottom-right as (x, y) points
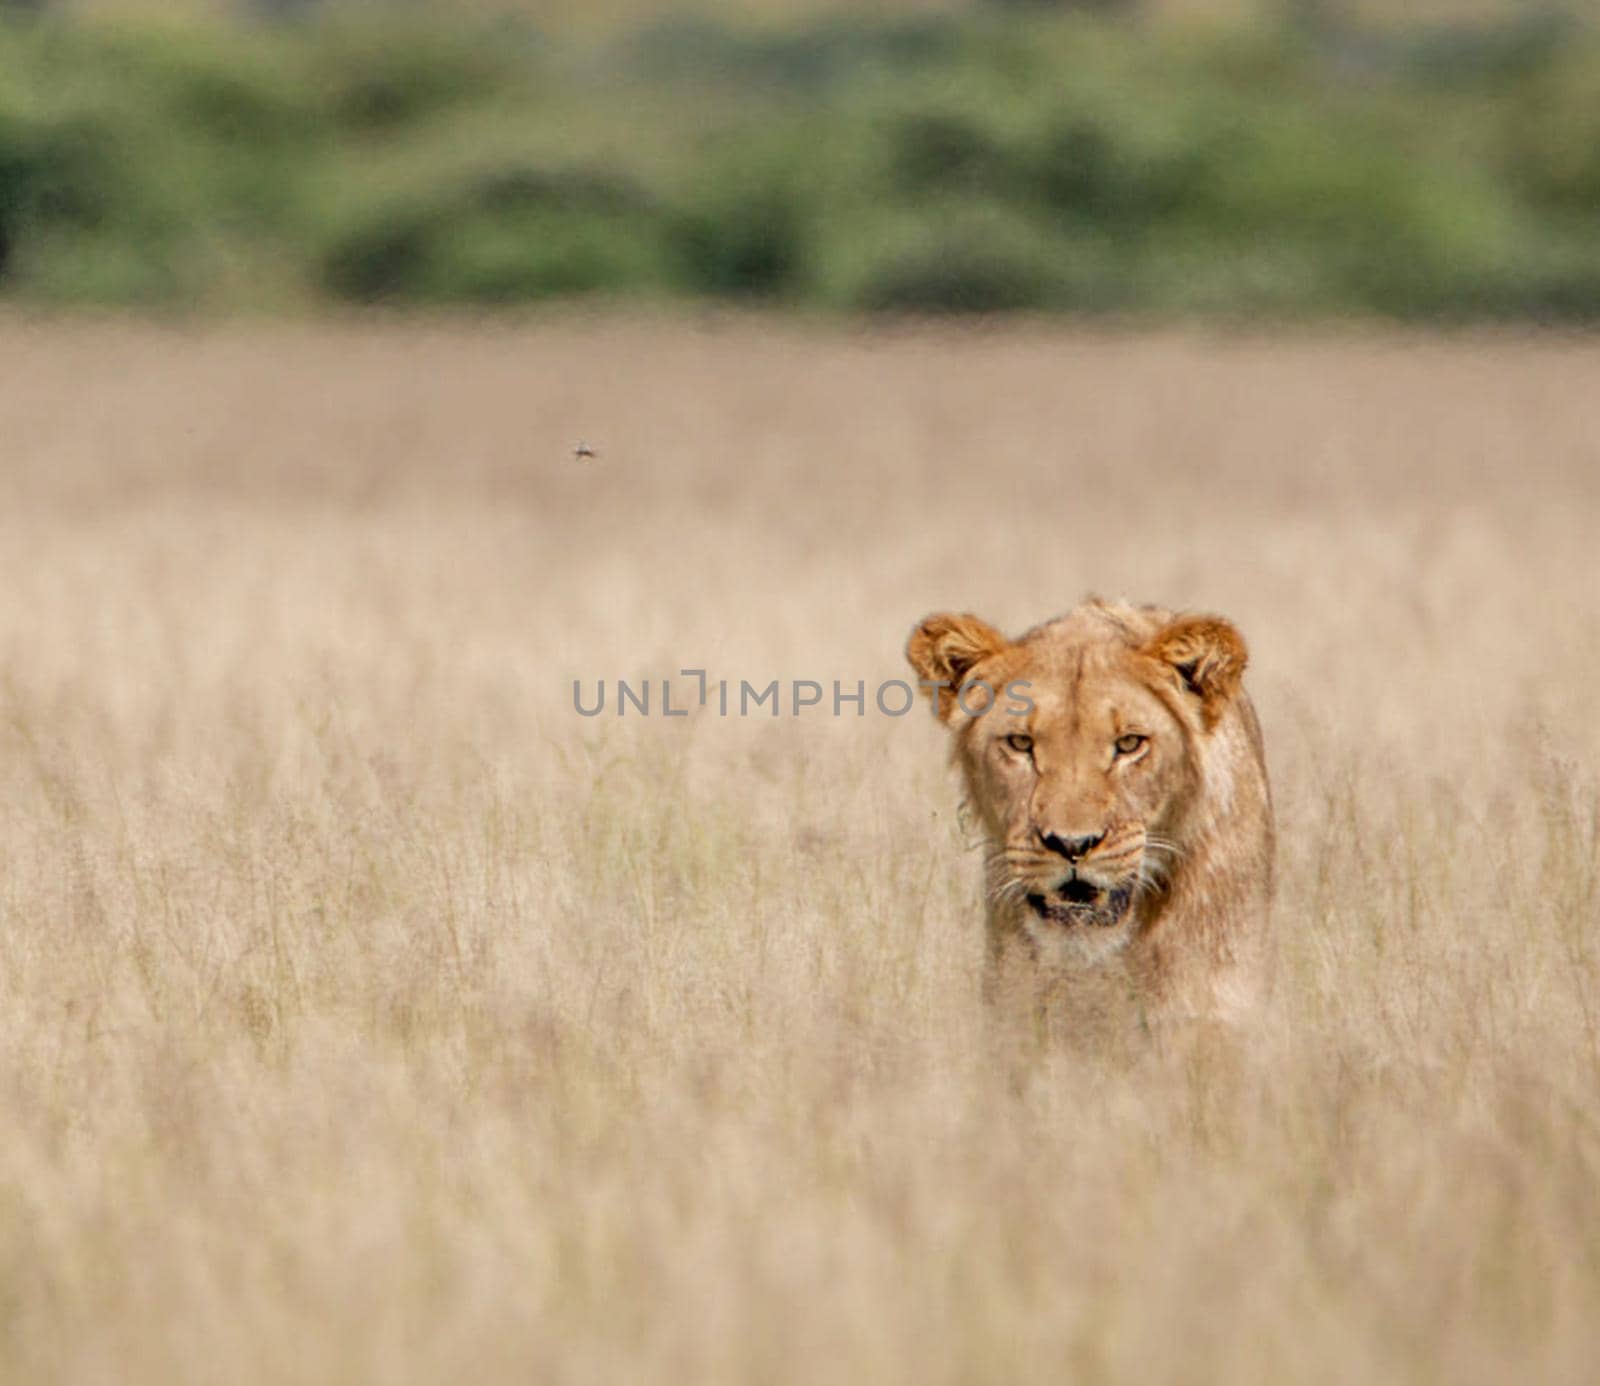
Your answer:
(907, 598), (1275, 1026)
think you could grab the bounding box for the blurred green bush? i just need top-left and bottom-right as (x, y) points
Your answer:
(1, 8), (1598, 320)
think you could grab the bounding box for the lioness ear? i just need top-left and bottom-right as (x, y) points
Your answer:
(906, 612), (1010, 723)
(1143, 615), (1248, 729)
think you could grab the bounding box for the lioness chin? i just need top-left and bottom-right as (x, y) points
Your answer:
(907, 598), (1274, 1027)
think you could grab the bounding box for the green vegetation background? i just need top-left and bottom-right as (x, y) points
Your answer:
(2, 4), (1599, 319)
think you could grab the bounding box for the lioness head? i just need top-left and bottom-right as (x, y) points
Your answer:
(907, 599), (1251, 966)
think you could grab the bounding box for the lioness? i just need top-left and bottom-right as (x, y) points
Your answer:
(907, 598), (1274, 1024)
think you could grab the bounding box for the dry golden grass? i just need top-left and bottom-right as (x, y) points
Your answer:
(0, 312), (1596, 1384)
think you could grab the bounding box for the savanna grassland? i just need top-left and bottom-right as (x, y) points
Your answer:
(0, 313), (1597, 1384)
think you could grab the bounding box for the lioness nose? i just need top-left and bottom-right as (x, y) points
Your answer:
(1041, 830), (1104, 861)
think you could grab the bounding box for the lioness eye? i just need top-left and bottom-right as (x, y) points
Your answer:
(1005, 734), (1033, 754)
(1115, 733), (1146, 756)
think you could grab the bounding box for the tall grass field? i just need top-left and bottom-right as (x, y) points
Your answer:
(0, 313), (1596, 1383)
